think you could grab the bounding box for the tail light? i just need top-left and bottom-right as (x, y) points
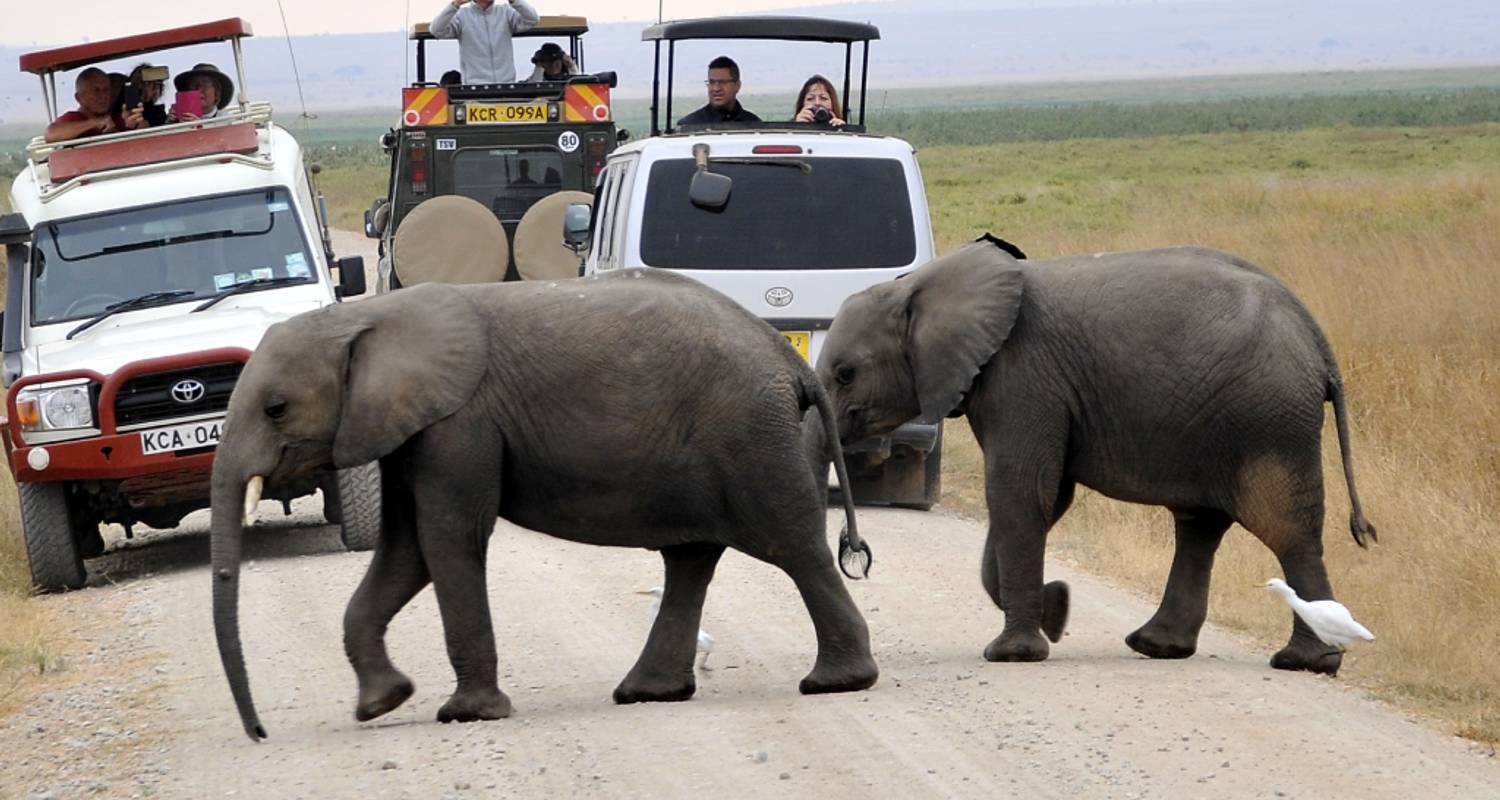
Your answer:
(586, 133), (609, 178)
(408, 141), (429, 194)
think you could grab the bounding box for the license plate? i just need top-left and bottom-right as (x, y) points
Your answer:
(465, 102), (548, 124)
(140, 419), (223, 455)
(782, 331), (811, 361)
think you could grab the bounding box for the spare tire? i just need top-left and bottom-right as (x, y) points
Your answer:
(392, 195), (508, 286)
(513, 190), (593, 281)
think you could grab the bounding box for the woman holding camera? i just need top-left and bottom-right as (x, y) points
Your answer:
(793, 75), (846, 127)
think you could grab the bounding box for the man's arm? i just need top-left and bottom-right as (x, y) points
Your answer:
(44, 113), (108, 143)
(430, 0), (463, 38)
(508, 0), (540, 32)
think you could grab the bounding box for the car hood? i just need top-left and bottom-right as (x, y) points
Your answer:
(33, 303), (321, 377)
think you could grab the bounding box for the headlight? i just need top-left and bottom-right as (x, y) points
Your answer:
(16, 381), (95, 432)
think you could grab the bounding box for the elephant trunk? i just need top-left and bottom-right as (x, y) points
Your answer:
(210, 462), (269, 741)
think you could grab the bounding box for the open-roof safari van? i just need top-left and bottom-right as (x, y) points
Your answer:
(2, 19), (377, 592)
(366, 16), (624, 290)
(565, 16), (945, 510)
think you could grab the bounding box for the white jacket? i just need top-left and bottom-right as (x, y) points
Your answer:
(430, 0), (540, 84)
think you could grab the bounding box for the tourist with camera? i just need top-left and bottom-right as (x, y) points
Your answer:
(793, 75), (846, 127)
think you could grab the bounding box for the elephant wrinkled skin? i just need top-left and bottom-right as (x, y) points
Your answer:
(816, 238), (1376, 675)
(211, 271), (877, 741)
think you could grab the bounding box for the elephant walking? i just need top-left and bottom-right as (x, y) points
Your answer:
(816, 237), (1376, 675)
(211, 271), (877, 741)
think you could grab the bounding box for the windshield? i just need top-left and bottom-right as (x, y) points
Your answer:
(639, 157), (916, 270)
(30, 188), (317, 325)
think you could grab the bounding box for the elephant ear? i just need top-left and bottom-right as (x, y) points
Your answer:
(904, 237), (1026, 424)
(332, 284), (491, 467)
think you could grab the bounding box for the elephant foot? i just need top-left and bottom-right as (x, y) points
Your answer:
(798, 654), (879, 695)
(1041, 581), (1070, 644)
(984, 629), (1049, 662)
(354, 670), (415, 722)
(1125, 623), (1199, 660)
(1270, 641), (1343, 676)
(612, 671), (697, 704)
(436, 686), (512, 723)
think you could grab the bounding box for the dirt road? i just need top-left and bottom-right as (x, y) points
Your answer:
(4, 500), (1498, 799)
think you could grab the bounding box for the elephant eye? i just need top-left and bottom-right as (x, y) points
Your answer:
(264, 398), (288, 420)
(834, 364), (856, 386)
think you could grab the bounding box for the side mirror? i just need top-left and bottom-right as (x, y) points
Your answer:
(616, 128), (631, 144)
(562, 203), (592, 253)
(335, 256), (367, 298)
(0, 213), (30, 246)
(365, 199), (391, 239)
(689, 143), (731, 211)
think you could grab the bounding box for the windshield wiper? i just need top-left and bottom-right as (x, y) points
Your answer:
(193, 276), (312, 312)
(709, 157), (812, 173)
(66, 290), (196, 340)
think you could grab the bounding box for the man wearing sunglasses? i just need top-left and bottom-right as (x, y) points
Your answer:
(678, 56), (762, 128)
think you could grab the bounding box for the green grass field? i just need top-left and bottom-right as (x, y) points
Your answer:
(1, 67), (1498, 742)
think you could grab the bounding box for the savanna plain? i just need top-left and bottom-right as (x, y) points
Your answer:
(0, 70), (1497, 755)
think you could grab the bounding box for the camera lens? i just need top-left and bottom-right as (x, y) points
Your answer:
(813, 107), (832, 124)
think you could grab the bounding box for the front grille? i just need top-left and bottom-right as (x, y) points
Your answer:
(114, 362), (243, 427)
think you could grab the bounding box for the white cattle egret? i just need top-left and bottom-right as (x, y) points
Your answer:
(638, 587), (715, 670)
(1262, 578), (1375, 650)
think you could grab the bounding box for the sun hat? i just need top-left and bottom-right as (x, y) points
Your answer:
(173, 63), (234, 109)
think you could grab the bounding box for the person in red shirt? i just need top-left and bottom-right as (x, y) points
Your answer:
(44, 67), (145, 143)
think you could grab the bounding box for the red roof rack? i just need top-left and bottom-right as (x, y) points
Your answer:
(19, 18), (253, 75)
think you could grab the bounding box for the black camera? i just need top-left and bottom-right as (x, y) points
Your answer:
(812, 107), (832, 124)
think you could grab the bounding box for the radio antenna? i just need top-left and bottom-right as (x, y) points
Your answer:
(275, 0), (316, 133)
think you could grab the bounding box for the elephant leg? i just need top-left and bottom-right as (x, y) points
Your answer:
(613, 543), (725, 704)
(1268, 539), (1342, 675)
(1237, 455), (1342, 675)
(345, 455), (429, 722)
(411, 430), (509, 723)
(982, 479), (1073, 644)
(778, 541), (879, 695)
(1125, 507), (1231, 659)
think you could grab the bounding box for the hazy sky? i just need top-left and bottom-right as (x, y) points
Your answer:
(3, 1), (857, 47)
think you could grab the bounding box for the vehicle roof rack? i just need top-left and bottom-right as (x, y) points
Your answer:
(643, 16), (881, 136)
(641, 16), (879, 44)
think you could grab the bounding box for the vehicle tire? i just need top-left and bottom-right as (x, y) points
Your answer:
(333, 462), (382, 552)
(18, 482), (87, 593)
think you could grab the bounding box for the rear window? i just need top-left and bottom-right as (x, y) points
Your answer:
(452, 146), (565, 223)
(639, 157), (916, 270)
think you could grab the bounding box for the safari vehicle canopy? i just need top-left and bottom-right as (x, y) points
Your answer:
(369, 16), (621, 288)
(640, 15), (879, 135)
(5, 19), (375, 592)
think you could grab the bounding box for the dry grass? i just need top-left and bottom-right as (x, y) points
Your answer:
(930, 126), (1500, 743)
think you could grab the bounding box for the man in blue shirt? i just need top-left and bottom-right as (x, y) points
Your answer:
(430, 0), (540, 84)
(678, 56), (762, 128)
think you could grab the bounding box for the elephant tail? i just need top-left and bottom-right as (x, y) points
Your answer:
(802, 372), (871, 579)
(1328, 372), (1378, 548)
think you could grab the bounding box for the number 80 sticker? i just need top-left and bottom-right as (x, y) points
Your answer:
(557, 131), (581, 153)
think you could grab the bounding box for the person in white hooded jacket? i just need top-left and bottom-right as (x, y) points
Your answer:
(430, 0), (540, 84)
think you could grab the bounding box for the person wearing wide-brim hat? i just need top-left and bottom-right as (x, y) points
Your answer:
(171, 62), (235, 120)
(527, 42), (576, 82)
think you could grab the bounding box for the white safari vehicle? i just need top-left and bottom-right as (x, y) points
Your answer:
(567, 17), (944, 509)
(2, 19), (377, 592)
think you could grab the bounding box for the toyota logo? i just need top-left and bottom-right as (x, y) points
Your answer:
(170, 379), (207, 405)
(765, 287), (793, 308)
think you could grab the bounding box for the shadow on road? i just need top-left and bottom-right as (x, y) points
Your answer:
(85, 505), (352, 589)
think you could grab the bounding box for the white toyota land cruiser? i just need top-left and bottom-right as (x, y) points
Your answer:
(568, 17), (944, 510)
(2, 19), (377, 592)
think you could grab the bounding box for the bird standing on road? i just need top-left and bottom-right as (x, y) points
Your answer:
(1262, 578), (1375, 650)
(639, 587), (715, 670)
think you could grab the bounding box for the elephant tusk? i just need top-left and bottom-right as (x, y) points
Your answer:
(243, 475), (264, 527)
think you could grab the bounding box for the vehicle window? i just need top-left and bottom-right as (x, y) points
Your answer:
(452, 147), (565, 223)
(30, 187), (316, 324)
(638, 157), (916, 270)
(599, 164), (626, 263)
